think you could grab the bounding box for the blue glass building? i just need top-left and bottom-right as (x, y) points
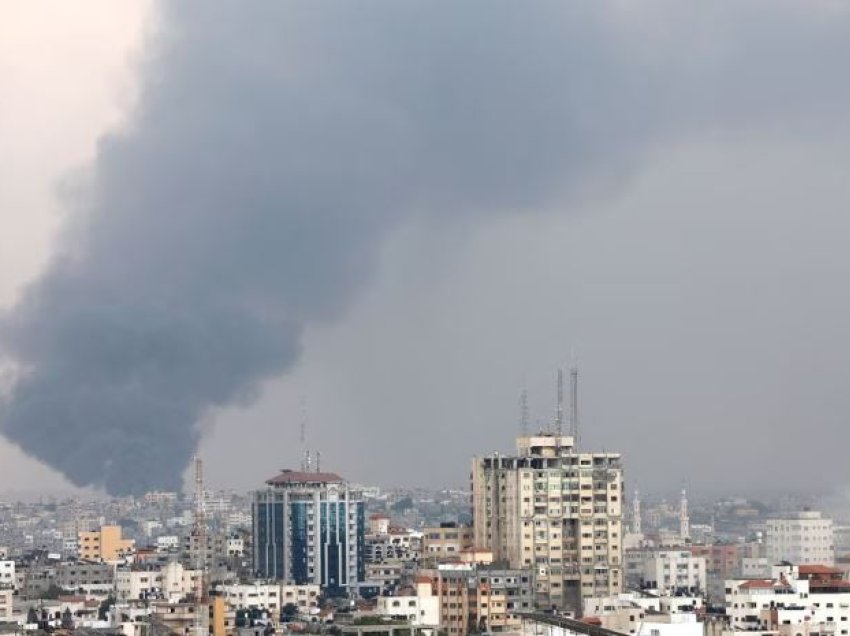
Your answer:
(253, 470), (365, 596)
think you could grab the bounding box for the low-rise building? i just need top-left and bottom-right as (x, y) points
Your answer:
(583, 591), (702, 636)
(0, 561), (14, 590)
(218, 582), (281, 612)
(151, 597), (233, 636)
(0, 587), (12, 621)
(725, 563), (850, 635)
(639, 550), (706, 595)
(115, 561), (199, 602)
(156, 535), (180, 552)
(57, 561), (114, 595)
(421, 523), (474, 563)
(78, 525), (135, 563)
(280, 584), (321, 615)
(366, 562), (404, 594)
(417, 563), (533, 636)
(377, 578), (439, 627)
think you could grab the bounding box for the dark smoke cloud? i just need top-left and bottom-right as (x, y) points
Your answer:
(2, 1), (850, 494)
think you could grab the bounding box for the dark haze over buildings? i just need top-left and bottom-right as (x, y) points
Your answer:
(2, 2), (850, 494)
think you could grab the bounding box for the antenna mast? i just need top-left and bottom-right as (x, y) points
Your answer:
(555, 368), (564, 438)
(300, 396), (309, 471)
(193, 456), (208, 636)
(519, 388), (530, 436)
(569, 363), (579, 446)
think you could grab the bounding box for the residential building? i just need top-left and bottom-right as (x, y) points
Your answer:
(0, 561), (14, 590)
(151, 597), (233, 636)
(638, 550), (706, 595)
(422, 523), (474, 563)
(417, 562), (533, 636)
(115, 568), (162, 601)
(766, 511), (835, 566)
(472, 433), (624, 612)
(584, 590), (704, 619)
(56, 561), (114, 595)
(217, 582), (281, 612)
(114, 562), (198, 602)
(687, 543), (741, 602)
(157, 535), (180, 552)
(280, 584), (321, 615)
(365, 562), (404, 594)
(471, 565), (535, 633)
(725, 563), (850, 635)
(77, 525), (134, 562)
(252, 469), (365, 595)
(376, 578), (439, 627)
(0, 587), (11, 621)
(741, 557), (771, 579)
(365, 527), (422, 564)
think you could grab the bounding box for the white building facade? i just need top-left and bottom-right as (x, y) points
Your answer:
(725, 564), (850, 635)
(640, 551), (706, 595)
(766, 512), (834, 566)
(0, 561), (14, 590)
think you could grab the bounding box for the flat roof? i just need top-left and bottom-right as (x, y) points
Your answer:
(266, 469), (344, 485)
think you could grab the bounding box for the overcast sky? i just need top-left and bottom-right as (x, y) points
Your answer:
(3, 2), (850, 498)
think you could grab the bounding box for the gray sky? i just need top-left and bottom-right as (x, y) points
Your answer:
(3, 1), (850, 496)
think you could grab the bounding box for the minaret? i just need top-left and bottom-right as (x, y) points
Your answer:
(632, 489), (642, 535)
(680, 487), (690, 542)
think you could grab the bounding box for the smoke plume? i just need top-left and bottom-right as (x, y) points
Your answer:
(1, 1), (849, 494)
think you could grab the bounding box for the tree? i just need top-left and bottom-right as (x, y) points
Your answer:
(41, 584), (65, 600)
(98, 595), (116, 621)
(26, 607), (38, 625)
(281, 603), (299, 621)
(62, 607), (75, 630)
(391, 497), (413, 513)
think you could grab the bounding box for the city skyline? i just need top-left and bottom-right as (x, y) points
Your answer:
(5, 3), (850, 498)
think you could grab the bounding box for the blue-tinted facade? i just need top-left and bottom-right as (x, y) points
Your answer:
(252, 471), (365, 595)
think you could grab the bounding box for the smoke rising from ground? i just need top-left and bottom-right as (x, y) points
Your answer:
(2, 2), (850, 494)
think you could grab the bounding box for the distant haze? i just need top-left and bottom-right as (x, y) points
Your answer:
(3, 2), (850, 496)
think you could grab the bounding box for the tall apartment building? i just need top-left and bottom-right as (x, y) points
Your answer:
(472, 433), (624, 613)
(766, 511), (835, 566)
(253, 469), (365, 596)
(77, 525), (134, 562)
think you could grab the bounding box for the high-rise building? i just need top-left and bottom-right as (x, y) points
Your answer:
(471, 433), (624, 613)
(252, 469), (365, 596)
(765, 510), (835, 566)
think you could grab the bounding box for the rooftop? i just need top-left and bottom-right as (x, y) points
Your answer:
(266, 469), (344, 486)
(799, 565), (844, 576)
